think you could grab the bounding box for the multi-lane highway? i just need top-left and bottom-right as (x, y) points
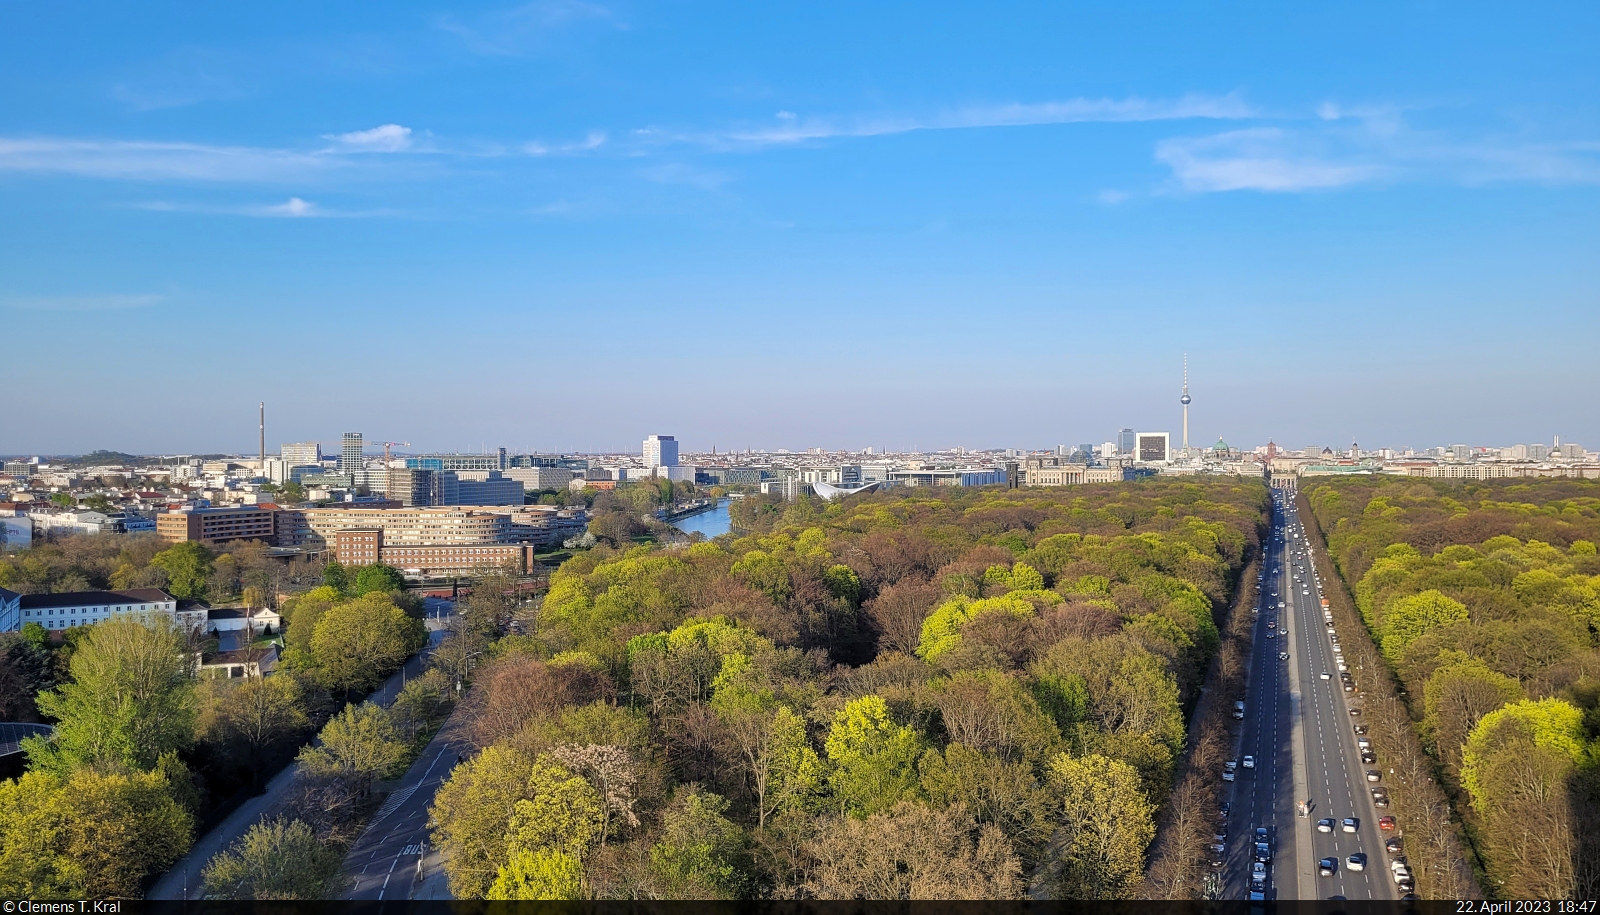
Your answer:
(1222, 489), (1401, 900)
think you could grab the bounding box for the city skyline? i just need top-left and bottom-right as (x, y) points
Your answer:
(3, 3), (1598, 450)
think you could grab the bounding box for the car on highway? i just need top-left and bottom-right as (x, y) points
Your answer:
(1342, 817), (1358, 833)
(1278, 601), (1286, 609)
(1279, 651), (1290, 660)
(1255, 842), (1271, 863)
(1222, 768), (1234, 781)
(1319, 857), (1337, 877)
(1378, 816), (1396, 831)
(1219, 802), (1230, 819)
(1367, 769), (1382, 782)
(1248, 891), (1265, 901)
(1266, 620), (1275, 628)
(1321, 671), (1331, 679)
(1255, 826), (1269, 844)
(1251, 861), (1267, 881)
(1347, 853), (1366, 871)
(1317, 818), (1335, 833)
(1242, 755), (1255, 768)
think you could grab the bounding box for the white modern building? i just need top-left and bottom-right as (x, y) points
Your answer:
(644, 435), (679, 468)
(280, 442), (322, 467)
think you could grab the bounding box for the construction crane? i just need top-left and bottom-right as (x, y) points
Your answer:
(381, 441), (410, 462)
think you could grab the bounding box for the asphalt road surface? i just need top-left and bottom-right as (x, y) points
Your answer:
(1222, 490), (1396, 901)
(341, 710), (466, 901)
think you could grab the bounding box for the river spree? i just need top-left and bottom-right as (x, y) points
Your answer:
(674, 499), (732, 538)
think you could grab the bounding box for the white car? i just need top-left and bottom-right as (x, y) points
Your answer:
(1321, 672), (1331, 680)
(1348, 853), (1366, 871)
(1242, 756), (1255, 769)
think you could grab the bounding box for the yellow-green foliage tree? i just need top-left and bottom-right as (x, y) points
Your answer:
(0, 767), (193, 899)
(1305, 477), (1600, 898)
(425, 481), (1268, 898)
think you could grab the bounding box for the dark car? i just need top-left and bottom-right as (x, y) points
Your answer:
(1385, 837), (1404, 854)
(1361, 750), (1378, 764)
(1350, 707), (1363, 717)
(1219, 802), (1230, 819)
(1354, 724), (1369, 735)
(1366, 769), (1382, 782)
(1319, 857), (1337, 876)
(1255, 842), (1272, 863)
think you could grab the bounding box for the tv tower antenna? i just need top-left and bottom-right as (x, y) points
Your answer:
(1180, 355), (1192, 457)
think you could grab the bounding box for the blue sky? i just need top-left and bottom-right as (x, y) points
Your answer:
(2, 1), (1597, 455)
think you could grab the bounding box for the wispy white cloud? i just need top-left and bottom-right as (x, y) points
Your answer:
(323, 124), (413, 153)
(0, 137), (337, 182)
(1156, 128), (1386, 192)
(437, 0), (622, 56)
(132, 197), (393, 218)
(2, 293), (167, 311)
(1097, 189), (1130, 205)
(522, 131), (607, 156)
(261, 196), (318, 216)
(673, 93), (1256, 150)
(1154, 110), (1600, 193)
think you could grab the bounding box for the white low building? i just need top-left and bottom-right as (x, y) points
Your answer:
(0, 587), (205, 634)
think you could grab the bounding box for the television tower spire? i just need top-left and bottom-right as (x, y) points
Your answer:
(259, 402), (265, 462)
(1180, 355), (1191, 457)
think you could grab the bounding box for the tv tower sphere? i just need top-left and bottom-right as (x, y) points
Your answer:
(1181, 392), (1191, 405)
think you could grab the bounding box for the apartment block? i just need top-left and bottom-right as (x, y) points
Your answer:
(298, 506), (514, 548)
(157, 505), (277, 544)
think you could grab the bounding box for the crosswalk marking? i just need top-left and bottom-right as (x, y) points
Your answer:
(371, 785), (417, 823)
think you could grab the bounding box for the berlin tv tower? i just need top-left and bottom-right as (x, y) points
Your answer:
(1180, 355), (1191, 457)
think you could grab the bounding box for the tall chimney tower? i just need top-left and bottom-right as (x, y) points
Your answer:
(259, 402), (265, 462)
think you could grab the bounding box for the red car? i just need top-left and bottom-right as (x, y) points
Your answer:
(1378, 816), (1396, 831)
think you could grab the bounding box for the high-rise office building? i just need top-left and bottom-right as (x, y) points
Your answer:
(341, 433), (364, 473)
(281, 442), (321, 466)
(1136, 432), (1171, 464)
(644, 435), (679, 468)
(1117, 428), (1136, 455)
